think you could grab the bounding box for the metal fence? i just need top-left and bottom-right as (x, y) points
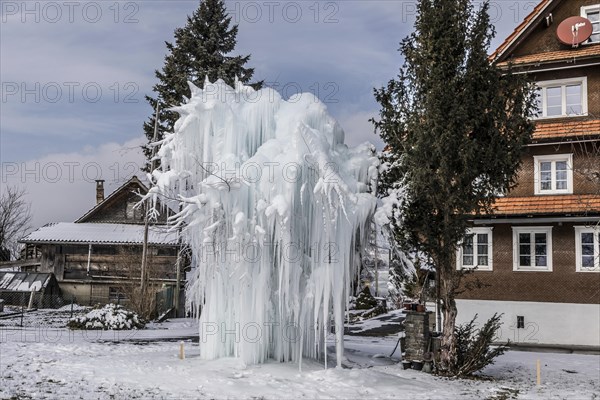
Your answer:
(0, 286), (180, 327)
(0, 290), (66, 309)
(0, 292), (84, 328)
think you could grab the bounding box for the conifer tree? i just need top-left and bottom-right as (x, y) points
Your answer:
(373, 0), (535, 374)
(143, 0), (262, 170)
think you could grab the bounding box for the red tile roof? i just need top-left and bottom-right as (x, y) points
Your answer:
(491, 0), (554, 62)
(533, 119), (600, 140)
(491, 194), (600, 216)
(497, 45), (600, 67)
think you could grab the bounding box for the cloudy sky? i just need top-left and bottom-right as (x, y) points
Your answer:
(0, 0), (537, 229)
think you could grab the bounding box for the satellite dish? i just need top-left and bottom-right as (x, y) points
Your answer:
(557, 16), (593, 47)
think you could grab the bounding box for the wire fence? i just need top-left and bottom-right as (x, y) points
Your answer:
(0, 287), (179, 328)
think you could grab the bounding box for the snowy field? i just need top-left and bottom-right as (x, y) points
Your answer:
(1, 316), (598, 399)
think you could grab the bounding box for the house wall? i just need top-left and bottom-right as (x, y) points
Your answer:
(458, 222), (599, 304)
(36, 243), (179, 304)
(82, 189), (166, 224)
(511, 0), (600, 57)
(459, 0), (600, 350)
(456, 299), (600, 348)
(508, 142), (600, 197)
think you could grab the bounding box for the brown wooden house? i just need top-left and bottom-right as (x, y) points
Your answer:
(456, 0), (600, 349)
(20, 176), (183, 307)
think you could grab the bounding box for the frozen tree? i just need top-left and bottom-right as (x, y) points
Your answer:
(147, 79), (378, 367)
(143, 0), (262, 170)
(0, 186), (32, 260)
(373, 0), (535, 374)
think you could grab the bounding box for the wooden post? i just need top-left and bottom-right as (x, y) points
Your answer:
(536, 359), (541, 386)
(27, 290), (35, 310)
(374, 242), (379, 297)
(140, 100), (161, 296)
(174, 245), (182, 317)
(179, 341), (185, 360)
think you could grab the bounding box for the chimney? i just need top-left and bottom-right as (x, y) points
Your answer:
(95, 180), (105, 204)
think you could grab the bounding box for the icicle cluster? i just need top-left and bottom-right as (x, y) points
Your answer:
(148, 79), (378, 367)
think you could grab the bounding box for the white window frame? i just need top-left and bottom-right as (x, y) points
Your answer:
(456, 227), (493, 271)
(534, 77), (588, 119)
(575, 226), (600, 272)
(581, 4), (600, 44)
(533, 154), (573, 195)
(512, 227), (553, 272)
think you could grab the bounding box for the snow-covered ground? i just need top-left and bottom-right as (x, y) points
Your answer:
(1, 316), (598, 399)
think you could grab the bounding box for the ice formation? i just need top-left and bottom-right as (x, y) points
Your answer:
(148, 79), (379, 367)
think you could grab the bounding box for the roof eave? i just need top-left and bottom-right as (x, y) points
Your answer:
(19, 239), (178, 247)
(491, 0), (559, 63)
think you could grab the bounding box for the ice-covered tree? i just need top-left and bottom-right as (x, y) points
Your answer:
(143, 0), (262, 170)
(373, 0), (535, 374)
(147, 80), (378, 367)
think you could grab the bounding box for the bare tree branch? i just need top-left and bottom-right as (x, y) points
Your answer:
(0, 186), (32, 260)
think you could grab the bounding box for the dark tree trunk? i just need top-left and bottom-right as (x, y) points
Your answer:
(436, 250), (459, 374)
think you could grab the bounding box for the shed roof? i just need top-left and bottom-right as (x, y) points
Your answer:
(21, 222), (179, 246)
(0, 272), (53, 293)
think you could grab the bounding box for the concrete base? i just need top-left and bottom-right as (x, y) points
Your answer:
(456, 299), (600, 348)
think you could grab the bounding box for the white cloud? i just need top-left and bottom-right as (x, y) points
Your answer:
(1, 137), (146, 230)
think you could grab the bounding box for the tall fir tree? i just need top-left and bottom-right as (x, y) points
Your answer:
(143, 0), (262, 170)
(373, 0), (535, 374)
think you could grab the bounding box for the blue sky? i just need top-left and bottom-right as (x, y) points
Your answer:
(0, 1), (537, 227)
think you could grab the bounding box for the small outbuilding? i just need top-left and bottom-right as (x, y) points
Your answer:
(0, 272), (62, 308)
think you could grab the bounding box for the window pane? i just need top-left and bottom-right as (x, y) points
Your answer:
(477, 243), (488, 256)
(540, 162), (552, 172)
(541, 172), (552, 190)
(534, 233), (547, 267)
(580, 232), (596, 270)
(566, 86), (582, 114)
(546, 87), (562, 116)
(555, 161), (568, 189)
(546, 87), (561, 101)
(477, 240), (488, 265)
(587, 12), (599, 42)
(582, 255), (594, 268)
(463, 236), (473, 254)
(477, 233), (488, 244)
(535, 233), (546, 249)
(462, 235), (473, 266)
(582, 243), (594, 256)
(535, 255), (547, 267)
(519, 233), (531, 267)
(581, 232), (594, 244)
